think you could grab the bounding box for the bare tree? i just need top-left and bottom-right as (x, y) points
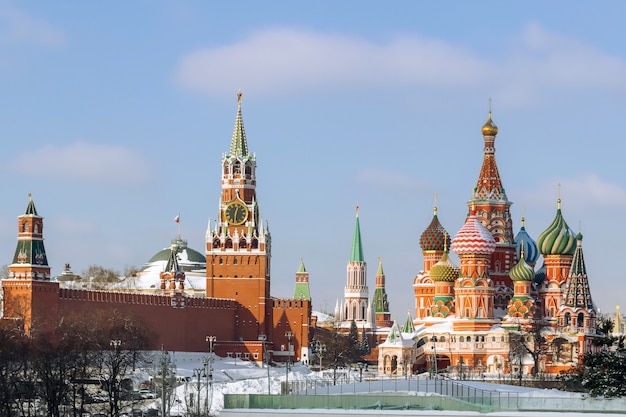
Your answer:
(82, 265), (121, 289)
(0, 321), (30, 416)
(91, 309), (155, 417)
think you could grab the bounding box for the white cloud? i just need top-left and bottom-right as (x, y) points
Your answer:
(0, 3), (65, 47)
(175, 24), (626, 105)
(175, 28), (489, 97)
(518, 174), (626, 210)
(8, 142), (153, 185)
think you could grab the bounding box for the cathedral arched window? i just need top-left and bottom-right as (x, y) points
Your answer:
(564, 312), (571, 326)
(233, 161), (241, 175)
(577, 312), (584, 328)
(244, 163), (252, 178)
(22, 221), (28, 232)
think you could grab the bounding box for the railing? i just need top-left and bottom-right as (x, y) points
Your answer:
(226, 375), (626, 414)
(287, 376), (519, 410)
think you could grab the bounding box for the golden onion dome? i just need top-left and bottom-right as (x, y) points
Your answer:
(481, 110), (498, 136)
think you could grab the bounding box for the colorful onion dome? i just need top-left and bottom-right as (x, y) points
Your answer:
(481, 110), (498, 136)
(419, 206), (450, 252)
(537, 199), (576, 256)
(534, 261), (546, 285)
(451, 211), (496, 256)
(514, 217), (539, 265)
(509, 247), (535, 282)
(430, 251), (460, 282)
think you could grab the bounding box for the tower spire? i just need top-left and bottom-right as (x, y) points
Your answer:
(350, 205), (364, 262)
(229, 89), (249, 157)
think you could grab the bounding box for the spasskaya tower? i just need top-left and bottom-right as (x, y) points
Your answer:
(206, 91), (272, 342)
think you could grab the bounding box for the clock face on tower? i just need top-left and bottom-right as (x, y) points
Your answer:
(225, 201), (248, 225)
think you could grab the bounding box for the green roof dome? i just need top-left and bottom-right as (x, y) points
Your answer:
(509, 253), (535, 282)
(537, 199), (576, 256)
(142, 236), (205, 272)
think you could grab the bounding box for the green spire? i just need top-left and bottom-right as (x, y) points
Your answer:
(229, 90), (249, 157)
(294, 259), (311, 300)
(25, 193), (38, 216)
(401, 310), (415, 333)
(350, 206), (364, 262)
(297, 259), (307, 273)
(376, 257), (384, 275)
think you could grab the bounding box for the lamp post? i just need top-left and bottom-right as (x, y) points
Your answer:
(259, 334), (270, 395)
(314, 340), (326, 371)
(192, 368), (205, 417)
(109, 340), (122, 417)
(159, 349), (173, 417)
(284, 331), (293, 394)
(356, 361), (365, 382)
(459, 356), (464, 380)
(431, 336), (438, 378)
(206, 336), (216, 415)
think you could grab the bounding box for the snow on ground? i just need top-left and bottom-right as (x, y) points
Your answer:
(119, 351), (611, 417)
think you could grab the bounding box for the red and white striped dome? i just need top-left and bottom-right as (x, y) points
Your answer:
(451, 213), (496, 256)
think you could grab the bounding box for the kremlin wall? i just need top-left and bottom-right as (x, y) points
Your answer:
(1, 92), (602, 378)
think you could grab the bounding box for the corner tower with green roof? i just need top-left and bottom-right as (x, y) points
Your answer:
(342, 206), (370, 323)
(10, 194), (50, 281)
(372, 258), (392, 327)
(4, 194), (58, 334)
(293, 259), (311, 300)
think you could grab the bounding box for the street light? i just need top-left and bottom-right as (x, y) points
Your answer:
(259, 334), (270, 395)
(459, 356), (464, 380)
(109, 340), (122, 417)
(285, 331), (293, 394)
(159, 349), (173, 417)
(206, 336), (216, 415)
(431, 336), (438, 378)
(314, 340), (327, 371)
(192, 368), (205, 417)
(356, 361), (365, 382)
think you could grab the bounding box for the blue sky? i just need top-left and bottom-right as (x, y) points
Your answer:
(1, 1), (625, 317)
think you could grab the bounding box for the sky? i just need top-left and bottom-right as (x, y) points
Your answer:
(1, 1), (625, 318)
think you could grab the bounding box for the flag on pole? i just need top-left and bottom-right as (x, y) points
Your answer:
(174, 215), (180, 223)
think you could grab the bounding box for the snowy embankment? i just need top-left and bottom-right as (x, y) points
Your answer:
(129, 352), (625, 417)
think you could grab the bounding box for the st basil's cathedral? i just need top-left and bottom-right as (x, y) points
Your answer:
(371, 110), (598, 377)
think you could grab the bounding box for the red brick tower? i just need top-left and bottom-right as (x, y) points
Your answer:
(206, 91), (271, 342)
(3, 195), (59, 333)
(471, 110), (516, 310)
